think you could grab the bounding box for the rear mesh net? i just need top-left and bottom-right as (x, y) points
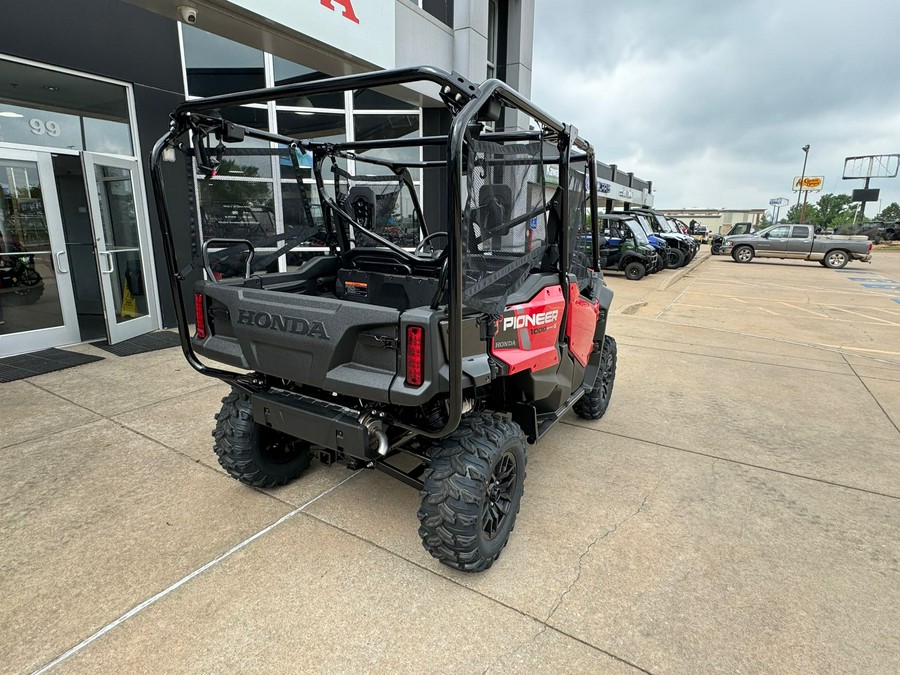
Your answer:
(568, 164), (591, 284)
(463, 139), (548, 314)
(332, 166), (421, 248)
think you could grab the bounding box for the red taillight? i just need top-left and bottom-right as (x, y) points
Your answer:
(194, 292), (206, 339)
(406, 326), (424, 387)
(868, 242), (873, 252)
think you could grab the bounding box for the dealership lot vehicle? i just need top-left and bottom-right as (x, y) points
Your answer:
(711, 222), (754, 254)
(598, 214), (659, 279)
(150, 67), (619, 572)
(857, 221), (899, 243)
(622, 208), (698, 266)
(722, 223), (873, 268)
(689, 223), (710, 244)
(629, 212), (686, 269)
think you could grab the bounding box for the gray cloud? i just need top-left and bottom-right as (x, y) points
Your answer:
(532, 0), (900, 213)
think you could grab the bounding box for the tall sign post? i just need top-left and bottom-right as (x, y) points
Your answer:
(842, 154), (899, 223)
(769, 197), (789, 224)
(796, 144), (810, 212)
(792, 176), (824, 224)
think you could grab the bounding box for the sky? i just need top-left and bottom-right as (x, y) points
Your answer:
(531, 0), (900, 217)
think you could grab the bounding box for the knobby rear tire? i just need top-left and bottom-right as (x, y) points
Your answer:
(213, 389), (312, 488)
(574, 336), (618, 420)
(418, 413), (527, 573)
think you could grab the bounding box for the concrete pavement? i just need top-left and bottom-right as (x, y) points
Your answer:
(1, 249), (898, 673)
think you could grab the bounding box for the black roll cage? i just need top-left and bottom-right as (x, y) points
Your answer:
(149, 66), (600, 439)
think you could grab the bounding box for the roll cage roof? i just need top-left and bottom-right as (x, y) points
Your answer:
(150, 66), (601, 439)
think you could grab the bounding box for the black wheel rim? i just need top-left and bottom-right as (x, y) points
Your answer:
(482, 451), (517, 540)
(598, 344), (614, 403)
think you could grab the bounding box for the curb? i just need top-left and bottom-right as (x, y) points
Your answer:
(658, 251), (712, 291)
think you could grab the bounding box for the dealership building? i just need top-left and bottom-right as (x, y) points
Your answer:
(659, 208), (767, 235)
(0, 0), (653, 358)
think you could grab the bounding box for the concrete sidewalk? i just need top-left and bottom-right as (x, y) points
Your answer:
(2, 249), (899, 673)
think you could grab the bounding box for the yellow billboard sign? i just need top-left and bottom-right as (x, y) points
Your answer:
(792, 176), (824, 191)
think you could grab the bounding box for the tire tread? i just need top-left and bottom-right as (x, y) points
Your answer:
(417, 413), (526, 573)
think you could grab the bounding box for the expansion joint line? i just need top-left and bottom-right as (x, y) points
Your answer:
(482, 483), (661, 675)
(841, 354), (900, 436)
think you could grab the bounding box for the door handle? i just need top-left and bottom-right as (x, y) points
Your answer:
(55, 250), (70, 274)
(100, 251), (115, 275)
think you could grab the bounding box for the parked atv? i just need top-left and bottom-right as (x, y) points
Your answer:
(623, 209), (700, 268)
(150, 67), (618, 573)
(628, 213), (686, 269)
(598, 214), (658, 280)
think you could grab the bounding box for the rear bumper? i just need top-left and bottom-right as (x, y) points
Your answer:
(250, 388), (378, 460)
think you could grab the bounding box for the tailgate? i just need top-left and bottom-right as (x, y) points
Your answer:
(195, 282), (400, 403)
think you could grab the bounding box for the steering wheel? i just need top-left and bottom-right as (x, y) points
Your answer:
(414, 231), (450, 258)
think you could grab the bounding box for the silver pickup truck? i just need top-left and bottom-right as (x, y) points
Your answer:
(721, 223), (873, 269)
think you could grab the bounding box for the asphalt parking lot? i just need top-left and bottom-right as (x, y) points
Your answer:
(2, 250), (899, 674)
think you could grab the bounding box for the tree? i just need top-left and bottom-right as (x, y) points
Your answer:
(781, 202), (820, 225)
(758, 212), (772, 229)
(779, 192), (856, 229)
(815, 193), (855, 229)
(876, 202), (900, 222)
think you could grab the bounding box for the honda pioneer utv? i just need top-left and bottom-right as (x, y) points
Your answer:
(150, 67), (617, 572)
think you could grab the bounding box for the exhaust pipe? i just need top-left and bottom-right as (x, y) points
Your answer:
(359, 411), (390, 456)
(371, 427), (389, 456)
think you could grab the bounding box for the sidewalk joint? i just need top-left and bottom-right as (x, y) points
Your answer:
(562, 422), (900, 502)
(841, 354), (900, 436)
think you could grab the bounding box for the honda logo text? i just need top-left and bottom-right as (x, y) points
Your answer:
(237, 309), (329, 339)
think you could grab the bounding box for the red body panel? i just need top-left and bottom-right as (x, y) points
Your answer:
(566, 283), (599, 366)
(491, 285), (565, 375)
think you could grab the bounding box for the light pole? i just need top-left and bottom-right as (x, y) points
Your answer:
(797, 144), (810, 223)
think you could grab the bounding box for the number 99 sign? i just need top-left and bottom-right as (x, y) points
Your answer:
(29, 118), (61, 137)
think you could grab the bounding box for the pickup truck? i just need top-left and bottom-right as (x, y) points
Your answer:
(721, 223), (873, 268)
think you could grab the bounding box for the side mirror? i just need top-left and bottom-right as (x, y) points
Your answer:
(762, 232), (769, 238)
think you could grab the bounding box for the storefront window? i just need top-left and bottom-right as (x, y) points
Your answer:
(353, 88), (415, 111)
(276, 112), (347, 179)
(273, 58), (344, 109)
(83, 118), (133, 156)
(354, 114), (421, 179)
(0, 102), (83, 150)
(280, 182), (333, 247)
(180, 33), (424, 261)
(182, 25), (265, 96)
(0, 58), (133, 155)
(198, 179), (276, 246)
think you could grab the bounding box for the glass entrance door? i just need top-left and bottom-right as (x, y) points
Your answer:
(0, 149), (79, 357)
(82, 153), (158, 344)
